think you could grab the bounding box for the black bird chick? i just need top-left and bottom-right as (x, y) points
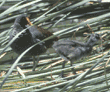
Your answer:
(53, 34), (100, 77)
(9, 14), (58, 71)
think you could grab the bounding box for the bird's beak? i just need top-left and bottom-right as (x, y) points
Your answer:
(26, 17), (33, 26)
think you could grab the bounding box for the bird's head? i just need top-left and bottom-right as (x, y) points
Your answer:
(91, 34), (100, 41)
(14, 14), (32, 28)
(87, 33), (100, 46)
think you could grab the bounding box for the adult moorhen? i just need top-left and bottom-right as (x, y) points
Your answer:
(9, 14), (58, 71)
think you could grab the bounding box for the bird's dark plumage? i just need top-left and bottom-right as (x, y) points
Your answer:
(53, 34), (100, 77)
(9, 14), (58, 71)
(9, 14), (58, 56)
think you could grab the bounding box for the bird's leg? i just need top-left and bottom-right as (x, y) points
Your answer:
(70, 61), (76, 74)
(32, 56), (39, 71)
(60, 60), (66, 78)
